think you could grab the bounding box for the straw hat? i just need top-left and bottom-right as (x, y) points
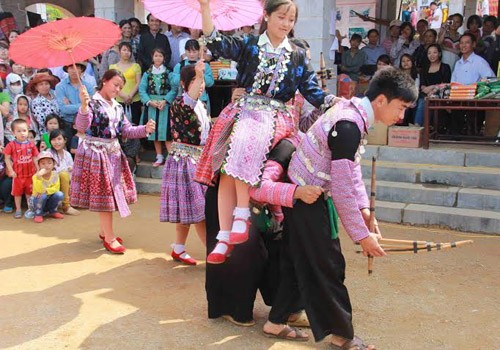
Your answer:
(26, 72), (59, 94)
(63, 61), (88, 72)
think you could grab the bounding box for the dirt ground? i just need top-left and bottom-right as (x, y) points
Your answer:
(1, 194), (498, 350)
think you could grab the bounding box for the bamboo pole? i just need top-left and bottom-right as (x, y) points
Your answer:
(368, 156), (376, 275)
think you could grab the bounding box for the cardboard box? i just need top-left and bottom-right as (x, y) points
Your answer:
(388, 126), (424, 148)
(367, 121), (388, 145)
(484, 110), (500, 137)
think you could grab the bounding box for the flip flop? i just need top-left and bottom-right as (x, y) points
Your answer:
(263, 325), (309, 342)
(331, 336), (376, 350)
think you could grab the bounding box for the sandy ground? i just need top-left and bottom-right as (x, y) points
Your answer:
(0, 194), (499, 350)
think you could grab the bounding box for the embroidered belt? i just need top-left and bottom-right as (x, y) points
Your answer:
(82, 137), (122, 155)
(170, 142), (203, 162)
(236, 95), (290, 114)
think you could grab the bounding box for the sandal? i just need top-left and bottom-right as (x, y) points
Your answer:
(14, 210), (23, 219)
(331, 336), (376, 350)
(287, 310), (310, 328)
(221, 315), (255, 327)
(263, 325), (309, 342)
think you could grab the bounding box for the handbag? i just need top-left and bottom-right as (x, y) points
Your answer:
(251, 204), (283, 241)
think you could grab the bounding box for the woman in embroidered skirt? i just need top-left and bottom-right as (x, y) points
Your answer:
(139, 48), (178, 167)
(195, 0), (335, 264)
(160, 60), (210, 265)
(71, 69), (155, 254)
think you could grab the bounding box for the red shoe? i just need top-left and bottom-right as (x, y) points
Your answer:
(49, 212), (64, 219)
(99, 234), (123, 244)
(34, 216), (44, 223)
(229, 218), (251, 245)
(207, 242), (234, 264)
(171, 250), (197, 265)
(103, 239), (126, 254)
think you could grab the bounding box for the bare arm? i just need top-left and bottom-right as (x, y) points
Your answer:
(199, 0), (215, 36)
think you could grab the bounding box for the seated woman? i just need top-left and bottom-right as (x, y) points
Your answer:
(414, 44), (451, 127)
(340, 34), (366, 82)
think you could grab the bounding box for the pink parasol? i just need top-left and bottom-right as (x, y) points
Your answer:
(143, 0), (263, 31)
(9, 17), (121, 83)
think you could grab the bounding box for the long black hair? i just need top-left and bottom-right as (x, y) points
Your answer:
(97, 69), (126, 91)
(258, 0), (298, 35)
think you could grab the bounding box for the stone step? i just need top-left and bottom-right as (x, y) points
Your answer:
(375, 201), (500, 235)
(361, 160), (500, 190)
(135, 177), (161, 194)
(457, 188), (500, 212)
(136, 161), (164, 179)
(365, 145), (500, 168)
(364, 180), (459, 207)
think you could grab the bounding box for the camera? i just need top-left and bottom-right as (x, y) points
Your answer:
(446, 19), (454, 26)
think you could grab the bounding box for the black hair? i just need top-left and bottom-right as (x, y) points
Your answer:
(425, 28), (438, 39)
(259, 0), (298, 34)
(290, 38), (310, 50)
(11, 118), (28, 131)
(129, 17), (141, 26)
(376, 54), (391, 66)
(119, 19), (131, 28)
(146, 13), (160, 22)
(460, 32), (477, 44)
(483, 15), (497, 28)
(426, 43), (443, 62)
(49, 128), (67, 144)
(151, 48), (166, 59)
(366, 29), (379, 38)
(350, 33), (362, 42)
(467, 15), (482, 29)
(400, 22), (416, 42)
(118, 41), (133, 53)
(417, 19), (428, 26)
(365, 66), (418, 103)
(28, 129), (36, 139)
(451, 13), (464, 25)
(16, 95), (29, 107)
(97, 69), (126, 90)
(430, 2), (437, 6)
(399, 53), (418, 80)
(185, 39), (200, 51)
(179, 65), (196, 91)
(44, 113), (63, 128)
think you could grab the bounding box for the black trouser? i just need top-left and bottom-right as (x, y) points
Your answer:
(61, 120), (77, 151)
(0, 177), (14, 208)
(284, 199), (353, 342)
(121, 101), (143, 126)
(267, 228), (303, 324)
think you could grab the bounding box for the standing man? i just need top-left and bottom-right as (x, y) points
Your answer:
(137, 14), (172, 72)
(55, 61), (95, 143)
(428, 2), (443, 30)
(166, 25), (191, 70)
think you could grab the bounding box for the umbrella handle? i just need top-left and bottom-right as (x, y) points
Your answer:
(68, 51), (83, 87)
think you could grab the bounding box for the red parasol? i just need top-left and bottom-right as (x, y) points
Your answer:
(143, 0), (263, 31)
(9, 17), (121, 84)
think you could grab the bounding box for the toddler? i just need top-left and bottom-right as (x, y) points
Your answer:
(3, 119), (39, 218)
(40, 114), (63, 151)
(32, 151), (64, 223)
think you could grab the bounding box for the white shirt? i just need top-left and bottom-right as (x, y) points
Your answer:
(429, 8), (443, 29)
(257, 31), (293, 54)
(451, 52), (495, 85)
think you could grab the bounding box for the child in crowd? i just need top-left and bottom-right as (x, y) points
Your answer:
(3, 119), (39, 218)
(49, 129), (79, 215)
(160, 61), (209, 265)
(40, 114), (63, 151)
(4, 94), (39, 142)
(172, 39), (214, 114)
(31, 151), (64, 223)
(139, 48), (177, 167)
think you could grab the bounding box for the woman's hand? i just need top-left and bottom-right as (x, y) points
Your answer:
(79, 85), (90, 113)
(198, 0), (209, 5)
(145, 119), (156, 134)
(361, 208), (382, 237)
(359, 233), (386, 257)
(293, 185), (323, 204)
(231, 88), (246, 103)
(149, 100), (159, 109)
(195, 59), (205, 77)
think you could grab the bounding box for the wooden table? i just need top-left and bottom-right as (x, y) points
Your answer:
(423, 98), (500, 149)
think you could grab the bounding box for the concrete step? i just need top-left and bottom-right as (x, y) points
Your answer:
(364, 180), (459, 207)
(457, 188), (500, 212)
(135, 177), (161, 194)
(361, 160), (500, 190)
(375, 201), (500, 235)
(136, 161), (164, 179)
(366, 145), (500, 168)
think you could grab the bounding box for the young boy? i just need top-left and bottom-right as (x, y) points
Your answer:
(284, 67), (418, 349)
(31, 151), (64, 223)
(3, 119), (39, 218)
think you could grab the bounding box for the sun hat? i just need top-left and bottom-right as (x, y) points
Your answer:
(37, 151), (56, 164)
(26, 72), (59, 94)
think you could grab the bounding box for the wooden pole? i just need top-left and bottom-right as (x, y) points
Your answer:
(368, 156), (376, 275)
(319, 51), (327, 91)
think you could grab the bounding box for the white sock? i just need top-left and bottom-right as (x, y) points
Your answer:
(231, 207), (251, 233)
(216, 230), (230, 242)
(156, 154), (164, 162)
(172, 243), (191, 259)
(211, 241), (230, 255)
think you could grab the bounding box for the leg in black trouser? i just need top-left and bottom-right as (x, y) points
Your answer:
(267, 229), (303, 324)
(284, 199), (353, 342)
(0, 177), (14, 209)
(61, 121), (77, 151)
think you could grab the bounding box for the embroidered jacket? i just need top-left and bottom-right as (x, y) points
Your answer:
(205, 31), (327, 108)
(288, 97), (372, 242)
